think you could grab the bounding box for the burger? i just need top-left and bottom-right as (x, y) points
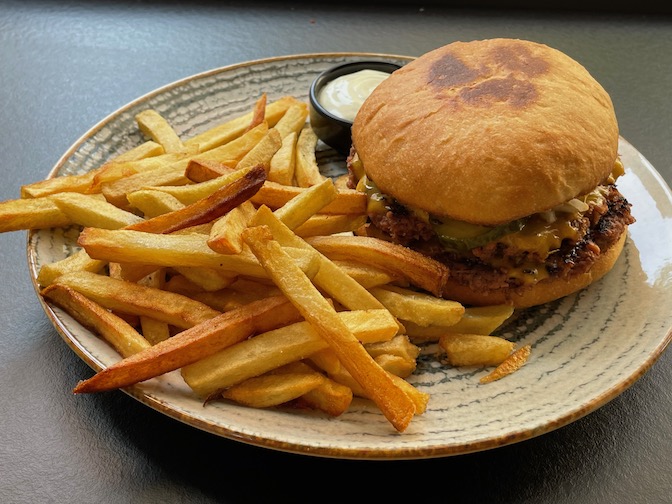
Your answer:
(347, 38), (635, 308)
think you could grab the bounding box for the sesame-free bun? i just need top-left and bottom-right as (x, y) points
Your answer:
(352, 38), (619, 225)
(441, 231), (627, 308)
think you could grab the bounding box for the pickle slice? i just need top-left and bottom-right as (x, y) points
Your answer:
(433, 217), (527, 253)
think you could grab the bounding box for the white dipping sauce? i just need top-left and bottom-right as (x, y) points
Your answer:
(318, 69), (390, 122)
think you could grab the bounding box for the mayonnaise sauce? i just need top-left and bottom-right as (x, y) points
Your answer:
(318, 69), (390, 122)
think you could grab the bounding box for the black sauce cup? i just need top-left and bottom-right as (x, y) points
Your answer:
(309, 61), (401, 156)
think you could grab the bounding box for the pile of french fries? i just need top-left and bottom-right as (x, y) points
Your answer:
(0, 93), (531, 432)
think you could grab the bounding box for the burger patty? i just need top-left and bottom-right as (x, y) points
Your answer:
(368, 185), (635, 292)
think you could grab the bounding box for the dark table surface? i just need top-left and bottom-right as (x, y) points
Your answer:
(1, 2), (671, 503)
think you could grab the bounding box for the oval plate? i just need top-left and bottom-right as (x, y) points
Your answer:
(28, 53), (672, 460)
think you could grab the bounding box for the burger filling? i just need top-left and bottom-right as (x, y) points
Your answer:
(347, 153), (635, 293)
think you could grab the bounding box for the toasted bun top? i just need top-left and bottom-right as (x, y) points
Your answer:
(352, 38), (619, 225)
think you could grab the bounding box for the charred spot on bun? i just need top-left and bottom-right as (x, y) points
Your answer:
(348, 38), (635, 308)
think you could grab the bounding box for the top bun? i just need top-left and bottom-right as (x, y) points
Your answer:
(352, 38), (619, 225)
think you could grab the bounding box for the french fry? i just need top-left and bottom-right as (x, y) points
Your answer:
(135, 109), (184, 153)
(188, 122), (269, 168)
(125, 165), (266, 234)
(330, 260), (399, 289)
(273, 103), (309, 139)
(184, 159), (236, 183)
(220, 372), (324, 409)
(403, 304), (515, 341)
(184, 95), (299, 152)
(235, 128), (282, 172)
(126, 189), (185, 218)
(245, 93), (267, 132)
(0, 196), (72, 232)
(101, 164), (190, 209)
(171, 266), (237, 292)
(181, 308), (399, 398)
(51, 271), (220, 329)
(272, 177), (336, 230)
(73, 295), (302, 393)
(77, 227), (321, 279)
(294, 125), (325, 187)
(294, 213), (367, 238)
(369, 285), (465, 328)
(267, 131), (297, 185)
(439, 333), (515, 367)
(251, 205), (386, 313)
(42, 284), (151, 358)
(207, 201), (256, 254)
(50, 192), (145, 229)
(480, 344), (531, 384)
(36, 249), (107, 287)
(251, 181), (366, 215)
(306, 235), (450, 297)
(241, 225), (416, 432)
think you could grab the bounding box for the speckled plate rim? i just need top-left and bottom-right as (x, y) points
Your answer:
(26, 53), (672, 460)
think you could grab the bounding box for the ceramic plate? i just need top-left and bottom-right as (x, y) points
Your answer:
(28, 54), (672, 460)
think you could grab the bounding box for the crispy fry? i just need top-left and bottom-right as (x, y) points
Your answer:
(480, 344), (531, 384)
(306, 235), (449, 297)
(273, 177), (336, 230)
(126, 165), (266, 234)
(267, 131), (297, 185)
(369, 285), (464, 328)
(184, 159), (236, 183)
(245, 93), (267, 133)
(439, 333), (515, 367)
(126, 189), (185, 218)
(51, 271), (220, 329)
(207, 201), (256, 254)
(42, 284), (150, 358)
(235, 128), (282, 172)
(294, 213), (367, 238)
(51, 192), (144, 229)
(273, 103), (309, 139)
(101, 164), (190, 209)
(36, 249), (107, 287)
(0, 196), (72, 232)
(73, 295), (301, 393)
(184, 96), (299, 151)
(171, 266), (237, 292)
(136, 109), (185, 153)
(404, 304), (515, 341)
(294, 125), (325, 187)
(241, 225), (415, 432)
(181, 309), (399, 397)
(220, 372), (323, 409)
(250, 181), (366, 215)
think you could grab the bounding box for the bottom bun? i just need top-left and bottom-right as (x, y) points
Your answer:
(442, 231), (628, 309)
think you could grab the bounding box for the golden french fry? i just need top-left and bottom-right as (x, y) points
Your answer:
(181, 309), (399, 397)
(272, 177), (336, 230)
(267, 131), (297, 185)
(0, 196), (72, 232)
(235, 128), (282, 172)
(73, 295), (301, 393)
(51, 271), (220, 329)
(251, 181), (366, 215)
(403, 304), (515, 341)
(207, 201), (256, 254)
(90, 149), (197, 193)
(241, 224), (415, 432)
(245, 93), (267, 133)
(480, 344), (531, 384)
(294, 213), (367, 238)
(369, 285), (464, 328)
(77, 227), (320, 279)
(126, 189), (185, 218)
(273, 103), (309, 139)
(51, 192), (144, 229)
(439, 333), (515, 367)
(251, 205), (386, 313)
(294, 125), (325, 187)
(126, 165), (266, 234)
(330, 260), (399, 289)
(299, 374), (353, 416)
(36, 249), (107, 287)
(140, 316), (171, 345)
(171, 266), (237, 292)
(135, 109), (184, 153)
(189, 122), (268, 168)
(220, 372), (323, 409)
(42, 284), (150, 358)
(184, 96), (299, 152)
(101, 164), (190, 209)
(184, 159), (236, 183)
(306, 235), (449, 297)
